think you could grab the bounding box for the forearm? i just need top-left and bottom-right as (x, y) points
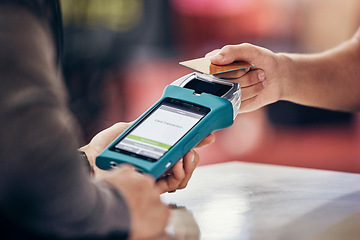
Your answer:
(280, 30), (360, 112)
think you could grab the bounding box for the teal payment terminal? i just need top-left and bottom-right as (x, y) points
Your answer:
(96, 72), (241, 179)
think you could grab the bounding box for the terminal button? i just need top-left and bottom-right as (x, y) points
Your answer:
(165, 162), (172, 169)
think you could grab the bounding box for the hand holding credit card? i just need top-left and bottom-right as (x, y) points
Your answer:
(179, 57), (253, 75)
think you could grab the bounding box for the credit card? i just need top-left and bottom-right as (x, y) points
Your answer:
(179, 57), (253, 75)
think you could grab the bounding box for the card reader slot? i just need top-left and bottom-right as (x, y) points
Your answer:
(183, 79), (232, 97)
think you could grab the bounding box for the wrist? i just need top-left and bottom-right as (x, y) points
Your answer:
(276, 52), (296, 102)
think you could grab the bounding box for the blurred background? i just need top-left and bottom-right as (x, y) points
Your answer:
(60, 0), (360, 173)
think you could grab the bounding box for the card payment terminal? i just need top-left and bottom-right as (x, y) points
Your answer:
(96, 72), (241, 179)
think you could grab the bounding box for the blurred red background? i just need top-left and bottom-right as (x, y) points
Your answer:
(61, 0), (360, 173)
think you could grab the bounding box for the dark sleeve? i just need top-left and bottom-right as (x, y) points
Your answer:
(0, 3), (130, 239)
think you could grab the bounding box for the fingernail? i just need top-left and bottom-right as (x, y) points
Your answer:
(262, 80), (267, 88)
(189, 151), (195, 165)
(210, 53), (223, 63)
(258, 71), (265, 81)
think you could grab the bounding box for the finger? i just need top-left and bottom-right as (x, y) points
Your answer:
(210, 44), (261, 65)
(178, 150), (199, 189)
(239, 95), (262, 113)
(241, 82), (264, 101)
(105, 122), (131, 138)
(111, 122), (131, 131)
(115, 164), (156, 181)
(166, 159), (185, 186)
(101, 163), (133, 176)
(213, 68), (250, 79)
(91, 122), (131, 148)
(205, 49), (220, 58)
(194, 133), (215, 148)
(101, 164), (156, 190)
(156, 160), (185, 193)
(113, 164), (148, 180)
(232, 69), (265, 88)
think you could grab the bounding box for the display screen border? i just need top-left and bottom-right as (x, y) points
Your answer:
(109, 98), (210, 162)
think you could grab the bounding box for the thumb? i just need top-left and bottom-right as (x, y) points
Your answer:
(210, 44), (258, 66)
